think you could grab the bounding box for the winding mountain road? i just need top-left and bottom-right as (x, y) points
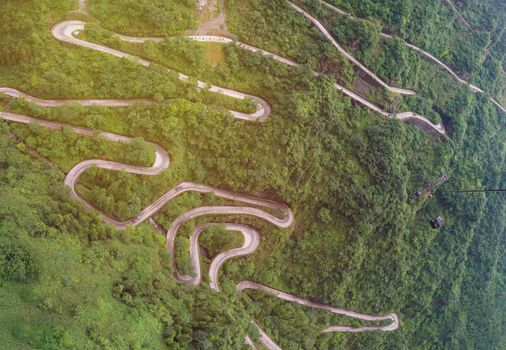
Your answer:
(97, 23), (445, 135)
(52, 21), (270, 121)
(237, 281), (399, 332)
(168, 201), (292, 286)
(46, 0), (446, 134)
(0, 2), (405, 348)
(0, 109), (399, 349)
(287, 2), (415, 96)
(0, 110), (169, 227)
(6, 0), (505, 347)
(318, 0), (506, 113)
(0, 87), (153, 107)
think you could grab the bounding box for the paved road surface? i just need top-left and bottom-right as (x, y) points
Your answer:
(319, 0), (506, 113)
(250, 322), (283, 350)
(0, 87), (153, 107)
(288, 2), (415, 96)
(52, 21), (271, 121)
(0, 2), (404, 348)
(237, 281), (399, 332)
(104, 24), (445, 135)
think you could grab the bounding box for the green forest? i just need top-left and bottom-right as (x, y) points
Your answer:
(0, 0), (504, 349)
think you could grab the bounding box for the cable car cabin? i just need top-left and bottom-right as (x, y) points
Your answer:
(430, 216), (444, 229)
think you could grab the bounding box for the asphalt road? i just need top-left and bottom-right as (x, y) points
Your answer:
(113, 32), (446, 135)
(288, 2), (416, 96)
(0, 2), (406, 348)
(237, 281), (399, 332)
(51, 21), (271, 121)
(319, 0), (506, 113)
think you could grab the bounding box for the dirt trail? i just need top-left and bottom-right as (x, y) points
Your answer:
(65, 1), (445, 134)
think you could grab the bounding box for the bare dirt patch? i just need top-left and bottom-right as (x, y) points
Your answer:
(187, 0), (229, 36)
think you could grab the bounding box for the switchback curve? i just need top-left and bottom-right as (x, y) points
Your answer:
(0, 110), (399, 349)
(318, 0), (506, 113)
(1, 1), (404, 348)
(52, 21), (271, 121)
(167, 204), (291, 285)
(81, 21), (445, 135)
(185, 223), (260, 291)
(287, 2), (415, 96)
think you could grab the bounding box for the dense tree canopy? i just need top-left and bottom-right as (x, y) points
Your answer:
(0, 0), (504, 349)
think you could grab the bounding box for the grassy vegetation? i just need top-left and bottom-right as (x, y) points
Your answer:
(202, 42), (227, 65)
(0, 0), (504, 349)
(9, 122), (154, 171)
(226, 0), (358, 88)
(88, 0), (198, 35)
(321, 0), (506, 104)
